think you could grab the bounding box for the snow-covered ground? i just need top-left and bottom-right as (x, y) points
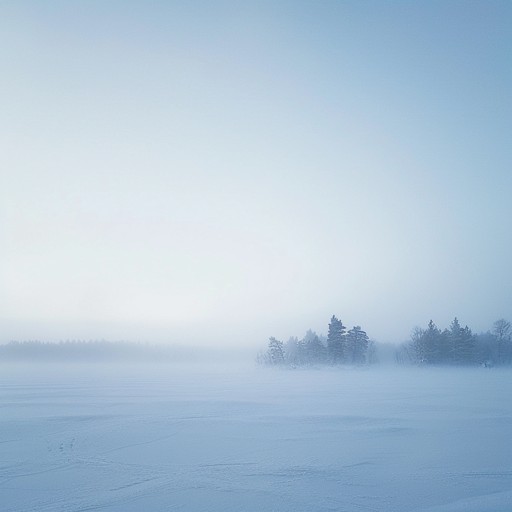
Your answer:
(1, 363), (511, 511)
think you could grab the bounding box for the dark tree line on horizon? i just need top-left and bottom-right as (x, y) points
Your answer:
(397, 317), (512, 366)
(261, 316), (512, 368)
(2, 317), (511, 368)
(0, 340), (210, 362)
(259, 315), (375, 367)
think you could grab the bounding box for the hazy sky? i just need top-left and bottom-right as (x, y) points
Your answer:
(1, 1), (511, 346)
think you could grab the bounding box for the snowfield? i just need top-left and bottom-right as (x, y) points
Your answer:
(1, 363), (511, 511)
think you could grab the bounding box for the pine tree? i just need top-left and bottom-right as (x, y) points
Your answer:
(411, 326), (426, 364)
(411, 320), (448, 364)
(267, 337), (285, 365)
(284, 336), (301, 366)
(302, 329), (327, 365)
(424, 320), (446, 364)
(460, 325), (475, 364)
(449, 318), (474, 364)
(347, 326), (369, 364)
(327, 315), (346, 364)
(448, 317), (461, 363)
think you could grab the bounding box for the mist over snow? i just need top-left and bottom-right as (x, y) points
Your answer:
(1, 1), (511, 511)
(2, 363), (512, 512)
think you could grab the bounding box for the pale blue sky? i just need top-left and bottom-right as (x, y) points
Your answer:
(1, 1), (511, 346)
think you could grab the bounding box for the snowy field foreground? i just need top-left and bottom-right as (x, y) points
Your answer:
(1, 363), (511, 512)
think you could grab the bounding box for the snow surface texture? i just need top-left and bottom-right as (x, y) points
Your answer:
(1, 363), (511, 511)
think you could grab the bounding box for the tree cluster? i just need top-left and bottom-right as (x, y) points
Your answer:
(396, 318), (512, 366)
(259, 315), (373, 367)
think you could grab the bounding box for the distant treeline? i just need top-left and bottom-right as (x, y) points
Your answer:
(260, 316), (512, 368)
(0, 340), (212, 362)
(258, 315), (376, 367)
(396, 318), (512, 367)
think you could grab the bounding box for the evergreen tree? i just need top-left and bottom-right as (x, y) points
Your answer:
(448, 317), (461, 363)
(448, 318), (474, 364)
(411, 326), (427, 364)
(410, 321), (449, 365)
(267, 337), (285, 365)
(284, 336), (301, 366)
(423, 320), (437, 363)
(302, 329), (327, 365)
(398, 317), (512, 367)
(327, 315), (346, 364)
(346, 326), (369, 364)
(460, 325), (475, 364)
(424, 320), (448, 364)
(439, 328), (451, 363)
